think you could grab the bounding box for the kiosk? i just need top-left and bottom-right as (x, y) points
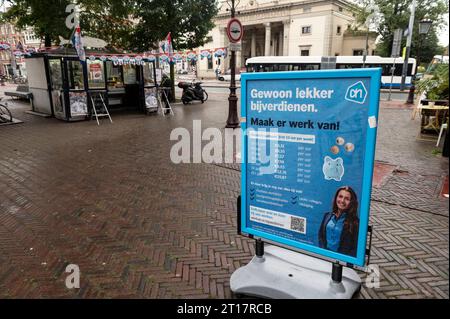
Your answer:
(25, 48), (157, 121)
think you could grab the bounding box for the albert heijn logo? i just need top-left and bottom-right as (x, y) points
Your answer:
(345, 81), (368, 104)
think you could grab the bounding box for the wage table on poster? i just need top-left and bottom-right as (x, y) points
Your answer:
(241, 69), (381, 267)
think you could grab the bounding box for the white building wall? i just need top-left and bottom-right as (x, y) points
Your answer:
(288, 15), (327, 56)
(342, 35), (376, 56)
(198, 27), (227, 78)
(330, 14), (351, 55)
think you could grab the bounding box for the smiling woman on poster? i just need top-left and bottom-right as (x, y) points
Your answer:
(318, 186), (359, 256)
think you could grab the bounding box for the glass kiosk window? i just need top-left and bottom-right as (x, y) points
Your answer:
(106, 62), (125, 107)
(143, 63), (155, 86)
(49, 59), (63, 90)
(87, 60), (105, 89)
(49, 59), (64, 117)
(123, 64), (137, 84)
(106, 62), (124, 89)
(68, 60), (85, 90)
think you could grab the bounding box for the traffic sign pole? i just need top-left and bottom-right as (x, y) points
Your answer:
(225, 1), (242, 129)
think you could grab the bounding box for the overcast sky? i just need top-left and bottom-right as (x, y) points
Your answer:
(439, 13), (449, 47)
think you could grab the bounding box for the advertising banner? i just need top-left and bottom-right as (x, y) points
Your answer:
(145, 88), (159, 111)
(69, 92), (88, 116)
(241, 69), (381, 267)
(89, 62), (103, 81)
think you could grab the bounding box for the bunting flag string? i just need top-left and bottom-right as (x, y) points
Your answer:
(12, 46), (229, 64)
(200, 50), (212, 59)
(0, 42), (11, 50)
(214, 48), (227, 58)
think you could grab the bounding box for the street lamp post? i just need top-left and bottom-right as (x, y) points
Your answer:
(417, 18), (433, 69)
(362, 4), (378, 68)
(226, 0), (240, 129)
(406, 18), (432, 103)
(400, 0), (416, 91)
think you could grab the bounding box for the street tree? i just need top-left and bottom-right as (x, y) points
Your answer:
(130, 0), (219, 101)
(370, 0), (448, 64)
(0, 0), (134, 48)
(1, 0), (72, 47)
(78, 0), (134, 49)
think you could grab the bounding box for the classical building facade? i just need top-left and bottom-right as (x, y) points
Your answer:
(0, 22), (24, 76)
(197, 0), (377, 78)
(0, 22), (41, 77)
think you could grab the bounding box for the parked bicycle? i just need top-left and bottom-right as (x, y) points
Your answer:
(0, 98), (13, 124)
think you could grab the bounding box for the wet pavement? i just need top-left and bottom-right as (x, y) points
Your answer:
(0, 88), (448, 299)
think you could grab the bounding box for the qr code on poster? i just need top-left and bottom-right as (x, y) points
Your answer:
(290, 216), (306, 234)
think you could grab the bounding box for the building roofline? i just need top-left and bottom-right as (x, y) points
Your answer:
(216, 0), (357, 19)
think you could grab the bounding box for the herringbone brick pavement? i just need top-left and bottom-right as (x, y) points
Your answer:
(0, 94), (448, 299)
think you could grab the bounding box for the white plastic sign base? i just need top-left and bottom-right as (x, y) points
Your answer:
(230, 245), (361, 299)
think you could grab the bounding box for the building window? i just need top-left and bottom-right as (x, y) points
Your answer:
(338, 6), (343, 12)
(207, 56), (213, 70)
(301, 26), (311, 35)
(353, 49), (364, 56)
(337, 26), (341, 35)
(303, 7), (311, 13)
(300, 49), (310, 56)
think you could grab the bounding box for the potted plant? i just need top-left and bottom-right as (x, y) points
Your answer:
(416, 63), (449, 104)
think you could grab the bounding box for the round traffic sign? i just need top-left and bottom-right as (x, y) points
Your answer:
(227, 18), (244, 43)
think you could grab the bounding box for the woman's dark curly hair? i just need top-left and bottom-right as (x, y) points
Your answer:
(332, 186), (359, 234)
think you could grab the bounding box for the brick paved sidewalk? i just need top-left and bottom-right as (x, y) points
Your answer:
(0, 93), (447, 299)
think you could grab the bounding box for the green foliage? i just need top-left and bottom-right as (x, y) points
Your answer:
(372, 0), (448, 63)
(1, 0), (219, 52)
(1, 0), (73, 46)
(130, 0), (219, 51)
(431, 148), (442, 155)
(416, 63), (449, 100)
(78, 0), (135, 49)
(0, 0), (134, 47)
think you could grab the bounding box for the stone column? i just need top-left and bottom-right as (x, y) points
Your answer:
(273, 32), (277, 56)
(278, 31), (283, 56)
(236, 50), (242, 70)
(264, 22), (271, 56)
(251, 30), (256, 57)
(283, 20), (290, 56)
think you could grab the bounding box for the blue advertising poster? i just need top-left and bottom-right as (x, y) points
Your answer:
(241, 69), (381, 267)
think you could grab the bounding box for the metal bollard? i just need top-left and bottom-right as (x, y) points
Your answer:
(406, 84), (415, 104)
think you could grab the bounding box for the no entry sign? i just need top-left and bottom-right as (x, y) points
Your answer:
(227, 18), (243, 43)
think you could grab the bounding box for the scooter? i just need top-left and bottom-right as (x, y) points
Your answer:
(178, 80), (208, 104)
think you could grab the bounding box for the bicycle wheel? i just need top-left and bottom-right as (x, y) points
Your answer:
(0, 103), (12, 123)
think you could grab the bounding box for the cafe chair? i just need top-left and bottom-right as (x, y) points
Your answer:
(411, 91), (427, 120)
(436, 123), (448, 147)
